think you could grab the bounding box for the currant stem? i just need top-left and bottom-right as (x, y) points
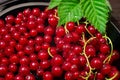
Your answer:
(105, 72), (118, 80)
(103, 35), (113, 64)
(77, 21), (80, 25)
(81, 36), (96, 80)
(47, 47), (53, 58)
(64, 24), (69, 34)
(84, 21), (94, 37)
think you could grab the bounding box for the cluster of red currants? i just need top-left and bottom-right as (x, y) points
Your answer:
(0, 7), (120, 80)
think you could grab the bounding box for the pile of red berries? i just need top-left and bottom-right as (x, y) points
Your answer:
(0, 7), (120, 80)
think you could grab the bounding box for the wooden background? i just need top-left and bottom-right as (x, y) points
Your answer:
(110, 0), (120, 25)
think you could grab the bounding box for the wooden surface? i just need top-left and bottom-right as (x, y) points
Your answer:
(110, 0), (120, 24)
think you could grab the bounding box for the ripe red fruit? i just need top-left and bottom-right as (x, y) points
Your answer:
(5, 15), (15, 24)
(9, 54), (20, 64)
(43, 72), (53, 80)
(56, 26), (65, 37)
(100, 44), (110, 54)
(76, 24), (86, 34)
(48, 16), (58, 27)
(23, 8), (31, 16)
(0, 65), (8, 76)
(36, 68), (44, 76)
(20, 56), (30, 65)
(5, 72), (14, 80)
(32, 8), (40, 16)
(101, 64), (111, 75)
(40, 60), (50, 69)
(51, 66), (63, 77)
(9, 64), (17, 73)
(38, 50), (49, 60)
(87, 25), (96, 34)
(0, 19), (5, 27)
(27, 21), (36, 29)
(85, 45), (96, 57)
(14, 74), (25, 80)
(25, 74), (35, 80)
(19, 65), (30, 76)
(66, 22), (75, 32)
(79, 55), (87, 66)
(62, 61), (72, 71)
(96, 72), (104, 80)
(44, 26), (54, 36)
(0, 57), (9, 66)
(30, 61), (39, 71)
(70, 64), (78, 72)
(90, 58), (103, 69)
(51, 55), (63, 66)
(65, 72), (73, 80)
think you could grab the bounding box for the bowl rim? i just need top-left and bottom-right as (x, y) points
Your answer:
(0, 2), (49, 17)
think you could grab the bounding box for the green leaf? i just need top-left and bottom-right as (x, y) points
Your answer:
(48, 0), (62, 9)
(80, 0), (109, 34)
(58, 1), (83, 26)
(106, 0), (112, 11)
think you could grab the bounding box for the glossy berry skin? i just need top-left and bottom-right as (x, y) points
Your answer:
(44, 26), (54, 36)
(36, 68), (44, 77)
(20, 56), (30, 65)
(25, 74), (35, 80)
(5, 72), (14, 80)
(43, 72), (53, 80)
(9, 64), (17, 73)
(79, 55), (87, 66)
(51, 55), (63, 66)
(5, 15), (15, 24)
(85, 45), (96, 57)
(0, 65), (8, 76)
(0, 57), (9, 66)
(51, 66), (63, 77)
(96, 72), (104, 80)
(66, 22), (75, 32)
(56, 26), (65, 37)
(32, 8), (40, 16)
(0, 40), (6, 49)
(19, 65), (30, 76)
(29, 54), (37, 61)
(23, 8), (31, 16)
(76, 24), (86, 34)
(71, 57), (79, 65)
(65, 72), (73, 80)
(40, 60), (50, 69)
(87, 26), (96, 34)
(38, 50), (49, 60)
(30, 61), (39, 71)
(101, 64), (111, 75)
(90, 58), (103, 70)
(62, 61), (72, 71)
(0, 19), (5, 27)
(48, 16), (58, 27)
(100, 44), (110, 54)
(14, 74), (25, 80)
(44, 35), (52, 43)
(70, 64), (78, 72)
(9, 54), (20, 64)
(27, 21), (36, 29)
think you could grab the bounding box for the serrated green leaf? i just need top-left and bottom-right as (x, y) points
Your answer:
(48, 0), (62, 9)
(81, 0), (109, 34)
(58, 1), (83, 26)
(106, 0), (112, 11)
